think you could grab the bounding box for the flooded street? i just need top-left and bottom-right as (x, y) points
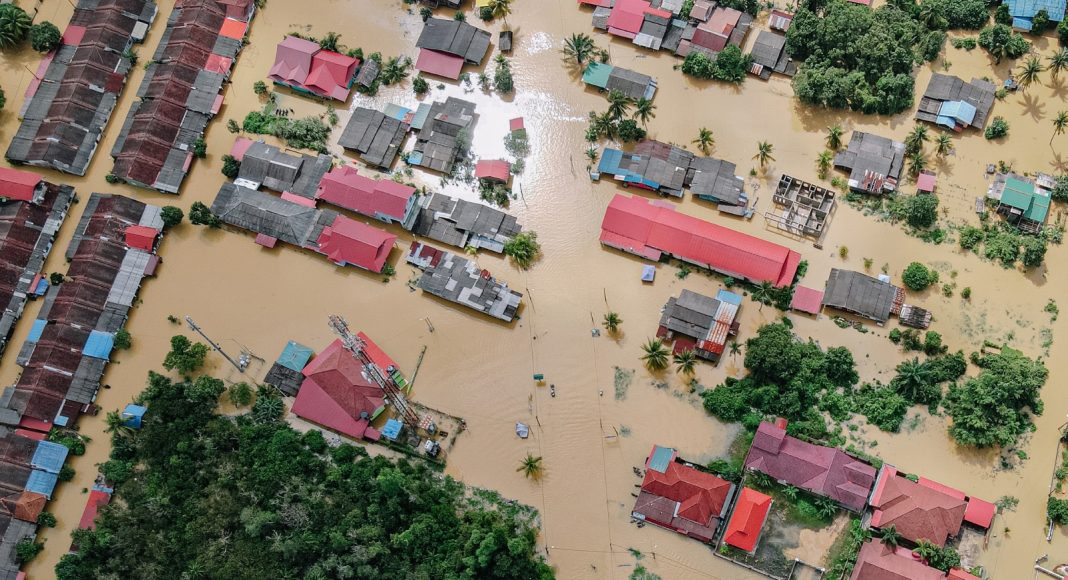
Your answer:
(3, 0), (1068, 578)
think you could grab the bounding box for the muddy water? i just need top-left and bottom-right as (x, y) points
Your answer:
(2, 0), (1068, 578)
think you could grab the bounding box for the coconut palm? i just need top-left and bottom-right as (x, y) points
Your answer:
(1050, 49), (1068, 80)
(517, 452), (543, 479)
(585, 146), (599, 163)
(891, 358), (932, 401)
(1052, 110), (1068, 145)
(0, 4), (31, 49)
(104, 410), (133, 435)
(603, 311), (622, 333)
(674, 350), (698, 376)
(826, 124), (844, 150)
(904, 124), (929, 155)
(751, 281), (774, 310)
(490, 0), (512, 23)
(1017, 56), (1045, 91)
(754, 141), (775, 169)
(693, 127), (715, 155)
(606, 90), (633, 122)
(641, 338), (670, 371)
(632, 97), (656, 127)
(591, 111), (616, 140)
(562, 33), (597, 65)
(816, 150), (833, 179)
(934, 133), (953, 157)
(728, 341), (741, 360)
(907, 150), (928, 179)
(880, 525), (902, 548)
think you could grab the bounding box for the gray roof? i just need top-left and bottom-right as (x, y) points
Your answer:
(236, 142), (332, 198)
(661, 18), (688, 52)
(211, 183), (325, 247)
(407, 243), (522, 322)
(620, 140), (694, 197)
(686, 156), (745, 205)
(411, 98), (477, 174)
(338, 107), (409, 169)
(659, 290), (719, 339)
(916, 73), (996, 129)
(416, 18), (492, 64)
(592, 6), (612, 29)
(822, 269), (900, 323)
(749, 31), (795, 79)
(833, 132), (905, 194)
(606, 67), (657, 101)
(411, 192), (521, 252)
(356, 59), (380, 88)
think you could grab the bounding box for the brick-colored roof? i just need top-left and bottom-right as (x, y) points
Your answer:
(292, 339), (385, 440)
(724, 487), (772, 552)
(869, 466), (966, 547)
(850, 540), (944, 580)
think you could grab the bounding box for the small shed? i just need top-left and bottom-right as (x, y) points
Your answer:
(509, 117), (525, 134)
(277, 341), (314, 372)
(641, 265), (656, 282)
(381, 418), (403, 441)
(499, 30), (513, 52)
(790, 285), (824, 315)
(122, 404), (147, 429)
(124, 225), (159, 251)
(916, 171), (936, 194)
(475, 160), (512, 183)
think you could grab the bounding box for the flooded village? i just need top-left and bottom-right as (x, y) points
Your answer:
(2, 0), (1068, 578)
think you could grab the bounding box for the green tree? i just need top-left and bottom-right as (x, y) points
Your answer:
(518, 452), (543, 479)
(902, 262), (937, 291)
(641, 338), (670, 371)
(420, 6), (433, 21)
(221, 154), (241, 179)
(192, 137), (207, 159)
(163, 335), (209, 376)
(1049, 49), (1068, 79)
(227, 382), (254, 407)
(413, 75), (429, 95)
(503, 231), (540, 269)
(563, 33), (597, 64)
(253, 80), (268, 96)
(945, 347), (1048, 447)
(1032, 8), (1052, 33)
(751, 281), (774, 310)
(1017, 55), (1045, 91)
(826, 124), (844, 150)
(606, 90), (633, 121)
(103, 410), (133, 436)
(817, 150), (833, 179)
(693, 127), (715, 155)
(985, 116), (1009, 140)
(1053, 111), (1068, 145)
(0, 4), (31, 49)
(189, 201), (221, 227)
(1049, 496), (1068, 525)
(14, 538), (41, 564)
(905, 194), (939, 229)
(729, 341), (741, 360)
(0, 87), (5, 111)
(979, 24), (1031, 63)
(160, 206), (184, 228)
(632, 97), (656, 127)
(934, 133), (952, 157)
(318, 31), (341, 52)
(905, 124), (929, 155)
(490, 0), (512, 23)
(379, 56), (412, 85)
(252, 393), (284, 423)
(754, 141), (775, 169)
(29, 21), (61, 53)
(891, 358), (937, 404)
(616, 119), (646, 143)
(907, 150), (928, 179)
(113, 329), (132, 350)
(603, 311), (622, 333)
(674, 350), (698, 376)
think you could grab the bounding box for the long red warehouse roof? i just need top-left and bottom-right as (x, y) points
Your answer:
(600, 194), (801, 287)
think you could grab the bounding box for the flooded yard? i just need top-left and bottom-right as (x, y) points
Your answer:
(2, 0), (1068, 578)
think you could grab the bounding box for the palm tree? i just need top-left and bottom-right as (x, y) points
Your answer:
(606, 90), (633, 121)
(917, 2), (945, 29)
(1052, 111), (1068, 145)
(104, 410), (133, 435)
(591, 111), (616, 140)
(1017, 56), (1045, 91)
(826, 124), (844, 151)
(905, 124), (928, 155)
(934, 133), (953, 157)
(751, 281), (774, 310)
(693, 127), (715, 155)
(517, 452), (543, 479)
(754, 141), (775, 169)
(880, 525), (902, 548)
(728, 341), (741, 360)
(641, 338), (670, 371)
(585, 146), (599, 163)
(816, 150), (833, 179)
(603, 311), (622, 333)
(0, 5), (31, 49)
(907, 150), (928, 179)
(674, 350), (698, 376)
(1050, 49), (1068, 80)
(562, 33), (597, 65)
(632, 97), (656, 127)
(490, 0), (512, 23)
(891, 358), (932, 401)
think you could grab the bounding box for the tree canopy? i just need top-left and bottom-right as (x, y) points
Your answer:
(944, 347), (1047, 447)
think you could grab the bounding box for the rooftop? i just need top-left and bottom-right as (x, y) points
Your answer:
(268, 35), (358, 101)
(849, 540), (945, 580)
(338, 107), (410, 170)
(631, 445), (734, 544)
(869, 466), (967, 547)
(833, 132), (905, 194)
(916, 74), (996, 130)
(406, 242), (523, 322)
(292, 339), (385, 440)
(723, 487), (772, 553)
(415, 18), (492, 65)
(821, 269), (903, 324)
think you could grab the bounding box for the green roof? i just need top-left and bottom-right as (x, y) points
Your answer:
(1000, 176), (1050, 224)
(1027, 187), (1051, 223)
(582, 62), (612, 89)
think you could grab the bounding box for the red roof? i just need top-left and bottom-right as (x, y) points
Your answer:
(229, 136), (254, 161)
(947, 569), (982, 580)
(606, 0), (671, 37)
(790, 285), (824, 314)
(292, 339), (386, 440)
(850, 540), (944, 580)
(254, 233), (277, 248)
(357, 331), (400, 374)
(204, 53), (233, 74)
(600, 194), (800, 287)
(124, 225), (159, 251)
(315, 166), (414, 222)
(475, 160), (511, 183)
(0, 168), (42, 202)
(724, 487), (772, 552)
(870, 466), (966, 547)
(578, 0), (612, 5)
(62, 25), (86, 47)
(745, 422), (875, 512)
(280, 192), (316, 207)
(77, 489), (112, 530)
(218, 17), (247, 40)
(268, 35), (318, 83)
(315, 215), (396, 273)
(305, 51), (358, 101)
(632, 446), (733, 543)
(963, 496), (995, 529)
(415, 48), (465, 80)
(916, 172), (937, 192)
(509, 117), (525, 132)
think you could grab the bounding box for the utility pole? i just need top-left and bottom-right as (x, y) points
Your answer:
(184, 316), (245, 371)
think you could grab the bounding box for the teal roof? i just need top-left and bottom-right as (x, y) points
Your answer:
(582, 62), (613, 89)
(999, 177), (1035, 211)
(277, 341), (314, 373)
(1027, 187), (1051, 222)
(648, 445), (675, 473)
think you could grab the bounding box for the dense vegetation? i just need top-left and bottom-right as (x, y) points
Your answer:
(679, 45), (751, 83)
(945, 347), (1047, 447)
(958, 222), (1054, 269)
(57, 370), (553, 579)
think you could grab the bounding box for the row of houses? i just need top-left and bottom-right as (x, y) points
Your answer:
(0, 170), (74, 358)
(5, 0), (157, 176)
(584, 0), (752, 58)
(110, 0), (254, 193)
(0, 433), (71, 579)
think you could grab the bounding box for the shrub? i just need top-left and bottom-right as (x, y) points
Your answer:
(413, 75), (429, 95)
(902, 262), (937, 291)
(189, 201), (221, 228)
(114, 329), (132, 350)
(29, 21), (61, 53)
(904, 194), (938, 229)
(221, 154), (241, 179)
(253, 80), (268, 95)
(984, 116), (1009, 139)
(889, 328), (903, 344)
(160, 205), (184, 228)
(855, 385), (909, 432)
(961, 286), (971, 299)
(504, 232), (541, 269)
(191, 137), (207, 159)
(617, 119), (646, 142)
(37, 512), (56, 528)
(1049, 497), (1068, 525)
(14, 538), (41, 564)
(959, 225), (983, 249)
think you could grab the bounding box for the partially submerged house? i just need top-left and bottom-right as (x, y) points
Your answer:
(5, 0), (157, 175)
(232, 139), (332, 198)
(475, 160), (512, 184)
(631, 445), (735, 544)
(987, 172), (1052, 233)
(0, 170), (74, 358)
(315, 166), (419, 229)
(722, 487), (772, 554)
(744, 422), (876, 512)
(414, 18), (492, 79)
(263, 340), (314, 397)
(600, 194), (801, 287)
(764, 175), (835, 239)
(768, 9), (794, 31)
(916, 74), (996, 131)
(410, 192), (522, 253)
(581, 62), (658, 101)
(598, 140), (693, 197)
(821, 269), (904, 325)
(656, 289), (742, 365)
(833, 132), (905, 195)
(868, 465), (994, 547)
(676, 6), (752, 57)
(268, 35), (358, 101)
(291, 339), (387, 441)
(406, 242), (523, 322)
(687, 155), (747, 214)
(338, 107), (410, 170)
(409, 97), (477, 174)
(1006, 0), (1065, 30)
(111, 0), (253, 193)
(850, 540), (946, 580)
(748, 31), (795, 80)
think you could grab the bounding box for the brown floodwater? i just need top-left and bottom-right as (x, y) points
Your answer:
(3, 0), (1068, 578)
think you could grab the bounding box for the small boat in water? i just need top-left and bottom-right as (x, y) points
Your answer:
(516, 422), (529, 438)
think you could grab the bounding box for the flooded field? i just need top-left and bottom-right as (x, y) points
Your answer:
(3, 0), (1068, 578)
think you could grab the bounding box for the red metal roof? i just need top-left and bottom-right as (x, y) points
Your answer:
(292, 339), (385, 440)
(724, 487), (772, 552)
(315, 215), (396, 273)
(947, 569), (982, 580)
(600, 194), (800, 286)
(475, 160), (511, 182)
(790, 285), (824, 314)
(0, 168), (42, 202)
(218, 17), (247, 39)
(229, 136), (254, 161)
(62, 25), (86, 47)
(204, 53), (232, 74)
(124, 225), (158, 251)
(305, 51), (358, 101)
(315, 166), (414, 221)
(77, 489), (112, 530)
(268, 35), (318, 83)
(916, 172), (937, 192)
(415, 49), (465, 80)
(357, 331), (400, 374)
(254, 233), (277, 248)
(639, 448), (732, 526)
(869, 466), (966, 547)
(280, 192), (316, 207)
(963, 496), (995, 529)
(509, 117), (525, 132)
(850, 540), (944, 580)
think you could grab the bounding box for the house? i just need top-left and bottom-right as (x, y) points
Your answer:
(987, 172), (1052, 233)
(315, 166), (419, 228)
(582, 62), (658, 101)
(338, 107), (410, 170)
(6, 0), (157, 176)
(868, 466), (969, 547)
(790, 286), (824, 315)
(917, 171), (937, 194)
(263, 340), (315, 397)
(768, 9), (794, 31)
(631, 445), (735, 543)
(723, 487), (772, 553)
(687, 155), (747, 213)
(676, 6), (752, 57)
(600, 194), (801, 287)
(233, 140), (333, 198)
(0, 172), (74, 357)
(850, 540), (945, 580)
(76, 484), (113, 532)
(899, 304), (933, 329)
(406, 242), (523, 322)
(110, 0), (251, 193)
(656, 289), (742, 365)
(604, 0), (672, 43)
(821, 269), (904, 324)
(410, 192), (522, 252)
(744, 422), (876, 512)
(597, 140), (693, 197)
(415, 18), (492, 79)
(291, 339), (386, 440)
(1006, 0), (1065, 30)
(833, 132), (905, 194)
(316, 215), (396, 273)
(916, 74), (996, 131)
(409, 98), (477, 174)
(690, 0), (715, 21)
(748, 31), (796, 80)
(268, 35), (359, 100)
(475, 160), (512, 184)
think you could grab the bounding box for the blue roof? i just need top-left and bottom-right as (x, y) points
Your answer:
(641, 265), (656, 281)
(1012, 16), (1035, 29)
(277, 341), (314, 372)
(383, 103), (412, 121)
(83, 330), (115, 360)
(381, 418), (403, 440)
(407, 151), (424, 165)
(1007, 0), (1065, 20)
(31, 441), (68, 474)
(25, 470), (58, 499)
(648, 445), (675, 473)
(717, 289), (744, 305)
(33, 278), (48, 296)
(598, 148), (625, 174)
(123, 404), (147, 428)
(938, 100), (977, 125)
(26, 319), (46, 343)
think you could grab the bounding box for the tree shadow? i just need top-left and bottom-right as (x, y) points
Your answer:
(1019, 90), (1046, 121)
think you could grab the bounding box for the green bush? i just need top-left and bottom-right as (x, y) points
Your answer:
(1049, 496), (1068, 525)
(984, 116), (1009, 139)
(221, 154), (241, 179)
(889, 328), (903, 344)
(854, 384), (909, 432)
(902, 262), (937, 291)
(904, 194), (938, 229)
(29, 21), (61, 53)
(959, 225), (983, 249)
(114, 329), (132, 350)
(978, 25), (1030, 63)
(160, 206), (184, 228)
(680, 45), (751, 83)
